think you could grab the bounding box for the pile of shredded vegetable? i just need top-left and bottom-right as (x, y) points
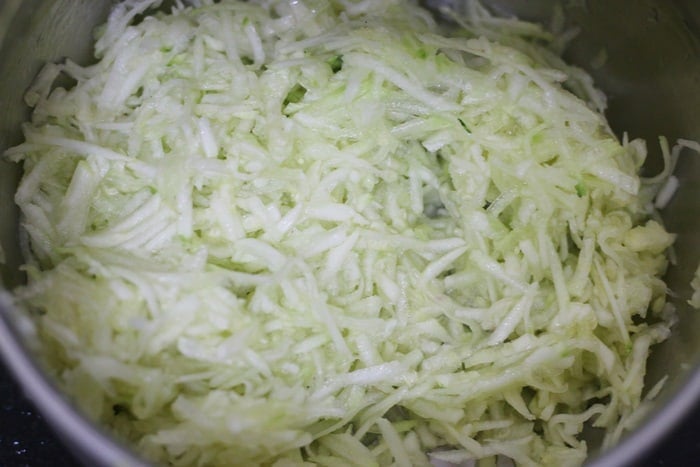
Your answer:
(6, 0), (682, 465)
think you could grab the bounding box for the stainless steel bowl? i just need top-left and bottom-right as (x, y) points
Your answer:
(2, 1), (700, 465)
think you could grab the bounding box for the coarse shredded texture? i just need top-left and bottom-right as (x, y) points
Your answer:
(6, 0), (680, 466)
(690, 265), (700, 309)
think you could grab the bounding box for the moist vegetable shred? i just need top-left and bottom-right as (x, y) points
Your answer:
(6, 0), (679, 465)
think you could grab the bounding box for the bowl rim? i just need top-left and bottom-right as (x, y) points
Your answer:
(586, 366), (700, 466)
(0, 293), (149, 467)
(3, 288), (700, 466)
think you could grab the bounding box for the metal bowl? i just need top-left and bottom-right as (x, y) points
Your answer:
(1, 1), (700, 465)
